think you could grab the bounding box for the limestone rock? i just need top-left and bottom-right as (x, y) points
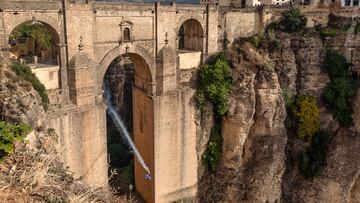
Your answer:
(199, 43), (287, 203)
(0, 57), (47, 148)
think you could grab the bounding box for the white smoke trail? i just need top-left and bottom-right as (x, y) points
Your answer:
(104, 84), (151, 175)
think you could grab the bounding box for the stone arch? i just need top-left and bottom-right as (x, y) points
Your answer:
(5, 14), (60, 43)
(176, 14), (205, 52)
(176, 13), (205, 33)
(100, 44), (155, 202)
(98, 44), (155, 93)
(6, 16), (61, 65)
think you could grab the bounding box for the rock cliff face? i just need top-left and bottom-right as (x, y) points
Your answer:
(0, 56), (46, 139)
(276, 29), (360, 203)
(199, 43), (287, 202)
(198, 23), (360, 202)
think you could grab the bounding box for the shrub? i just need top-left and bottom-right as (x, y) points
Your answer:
(322, 51), (356, 126)
(282, 88), (295, 109)
(197, 53), (233, 116)
(278, 8), (307, 33)
(292, 96), (320, 143)
(12, 63), (49, 110)
(299, 129), (330, 179)
(323, 77), (355, 126)
(355, 23), (360, 34)
(0, 121), (31, 161)
(204, 122), (222, 172)
(323, 51), (350, 79)
(319, 27), (341, 39)
(248, 35), (262, 49)
(275, 39), (282, 51)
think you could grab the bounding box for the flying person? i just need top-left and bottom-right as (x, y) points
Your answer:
(144, 173), (152, 180)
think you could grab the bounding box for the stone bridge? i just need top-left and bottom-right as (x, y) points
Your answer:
(0, 0), (336, 202)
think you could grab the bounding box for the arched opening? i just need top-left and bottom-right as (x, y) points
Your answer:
(7, 20), (61, 92)
(177, 19), (204, 52)
(123, 28), (131, 41)
(8, 21), (59, 65)
(103, 53), (153, 201)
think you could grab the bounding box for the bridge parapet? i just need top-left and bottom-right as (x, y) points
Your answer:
(0, 1), (61, 10)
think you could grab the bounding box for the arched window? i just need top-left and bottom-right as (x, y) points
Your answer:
(123, 28), (131, 41)
(178, 25), (185, 49)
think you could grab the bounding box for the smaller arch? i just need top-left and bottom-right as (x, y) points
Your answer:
(123, 28), (131, 41)
(5, 14), (60, 43)
(177, 18), (204, 51)
(8, 20), (60, 65)
(176, 13), (205, 33)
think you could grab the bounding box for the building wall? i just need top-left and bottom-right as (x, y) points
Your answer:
(223, 10), (260, 46)
(179, 51), (202, 70)
(30, 65), (60, 90)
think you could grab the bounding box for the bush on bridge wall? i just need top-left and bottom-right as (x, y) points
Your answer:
(0, 121), (31, 161)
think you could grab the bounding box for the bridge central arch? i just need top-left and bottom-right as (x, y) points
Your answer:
(99, 45), (155, 202)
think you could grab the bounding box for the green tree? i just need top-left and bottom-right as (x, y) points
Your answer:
(292, 96), (320, 143)
(278, 8), (307, 33)
(197, 53), (233, 116)
(10, 22), (52, 50)
(322, 51), (356, 126)
(323, 52), (350, 79)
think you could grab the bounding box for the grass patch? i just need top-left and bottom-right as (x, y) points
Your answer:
(319, 27), (343, 39)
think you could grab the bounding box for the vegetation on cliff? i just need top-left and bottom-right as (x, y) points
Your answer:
(203, 122), (223, 172)
(292, 96), (320, 143)
(197, 53), (233, 171)
(197, 53), (233, 116)
(11, 63), (49, 110)
(276, 8), (307, 33)
(0, 121), (31, 161)
(356, 22), (360, 34)
(322, 51), (356, 126)
(299, 129), (330, 179)
(284, 93), (330, 179)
